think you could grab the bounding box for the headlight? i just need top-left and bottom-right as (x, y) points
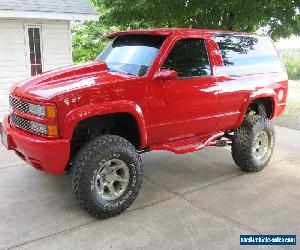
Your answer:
(28, 103), (46, 117)
(28, 103), (57, 118)
(30, 121), (58, 136)
(30, 121), (48, 135)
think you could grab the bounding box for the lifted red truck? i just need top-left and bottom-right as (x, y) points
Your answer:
(0, 28), (288, 218)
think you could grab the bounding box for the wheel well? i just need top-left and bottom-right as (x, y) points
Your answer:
(247, 97), (274, 118)
(70, 113), (141, 159)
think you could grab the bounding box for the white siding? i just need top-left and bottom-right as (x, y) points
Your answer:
(0, 19), (72, 119)
(42, 21), (72, 71)
(0, 21), (27, 116)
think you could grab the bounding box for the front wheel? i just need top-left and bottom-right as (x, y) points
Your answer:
(231, 115), (275, 172)
(71, 135), (143, 218)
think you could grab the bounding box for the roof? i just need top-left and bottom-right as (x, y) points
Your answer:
(0, 0), (98, 21)
(107, 28), (255, 38)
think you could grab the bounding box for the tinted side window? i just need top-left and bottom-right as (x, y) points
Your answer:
(214, 34), (285, 75)
(161, 39), (211, 78)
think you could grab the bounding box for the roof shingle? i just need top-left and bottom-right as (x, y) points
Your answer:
(0, 0), (98, 15)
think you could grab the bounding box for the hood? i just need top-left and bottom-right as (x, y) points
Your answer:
(11, 62), (133, 101)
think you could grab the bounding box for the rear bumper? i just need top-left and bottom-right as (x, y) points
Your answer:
(1, 115), (70, 175)
(273, 103), (286, 118)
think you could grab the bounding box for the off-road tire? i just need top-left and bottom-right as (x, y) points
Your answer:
(71, 135), (143, 218)
(231, 115), (275, 172)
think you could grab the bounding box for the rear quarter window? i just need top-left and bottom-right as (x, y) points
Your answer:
(214, 34), (285, 76)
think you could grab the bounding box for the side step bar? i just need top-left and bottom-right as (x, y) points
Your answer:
(150, 132), (225, 154)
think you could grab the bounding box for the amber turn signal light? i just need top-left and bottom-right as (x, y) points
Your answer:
(47, 125), (58, 136)
(46, 106), (57, 118)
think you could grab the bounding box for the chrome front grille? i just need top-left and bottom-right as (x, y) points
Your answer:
(9, 95), (29, 114)
(10, 113), (32, 132)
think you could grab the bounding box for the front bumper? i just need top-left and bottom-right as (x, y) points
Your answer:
(0, 115), (70, 175)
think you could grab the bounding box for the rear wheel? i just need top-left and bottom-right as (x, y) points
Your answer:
(231, 115), (275, 172)
(71, 135), (143, 218)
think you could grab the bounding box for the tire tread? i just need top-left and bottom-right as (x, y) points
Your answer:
(71, 135), (143, 218)
(231, 115), (275, 172)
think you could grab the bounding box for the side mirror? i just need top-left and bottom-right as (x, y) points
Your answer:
(153, 69), (178, 81)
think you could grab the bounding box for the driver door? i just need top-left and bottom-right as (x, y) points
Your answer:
(147, 37), (219, 145)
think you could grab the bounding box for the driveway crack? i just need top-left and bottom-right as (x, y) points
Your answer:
(144, 175), (262, 235)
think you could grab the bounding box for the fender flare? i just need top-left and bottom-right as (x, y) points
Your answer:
(236, 88), (277, 127)
(61, 101), (148, 147)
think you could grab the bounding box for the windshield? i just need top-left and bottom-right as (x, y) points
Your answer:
(96, 35), (165, 76)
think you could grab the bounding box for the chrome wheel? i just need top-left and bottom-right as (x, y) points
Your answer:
(95, 159), (130, 200)
(253, 131), (269, 160)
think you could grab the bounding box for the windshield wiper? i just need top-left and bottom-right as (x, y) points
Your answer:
(109, 69), (136, 76)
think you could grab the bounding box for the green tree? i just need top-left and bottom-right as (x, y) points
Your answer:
(99, 0), (300, 40)
(72, 1), (120, 62)
(72, 21), (109, 63)
(73, 0), (300, 62)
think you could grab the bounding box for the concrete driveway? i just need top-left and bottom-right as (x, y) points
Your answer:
(0, 126), (299, 250)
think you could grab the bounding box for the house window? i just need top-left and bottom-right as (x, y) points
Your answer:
(27, 27), (43, 76)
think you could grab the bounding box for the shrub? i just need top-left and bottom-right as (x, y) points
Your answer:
(279, 49), (300, 80)
(284, 58), (300, 80)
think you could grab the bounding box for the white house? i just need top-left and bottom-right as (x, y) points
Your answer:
(0, 0), (98, 119)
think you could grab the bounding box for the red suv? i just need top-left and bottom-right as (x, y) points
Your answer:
(0, 28), (288, 218)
